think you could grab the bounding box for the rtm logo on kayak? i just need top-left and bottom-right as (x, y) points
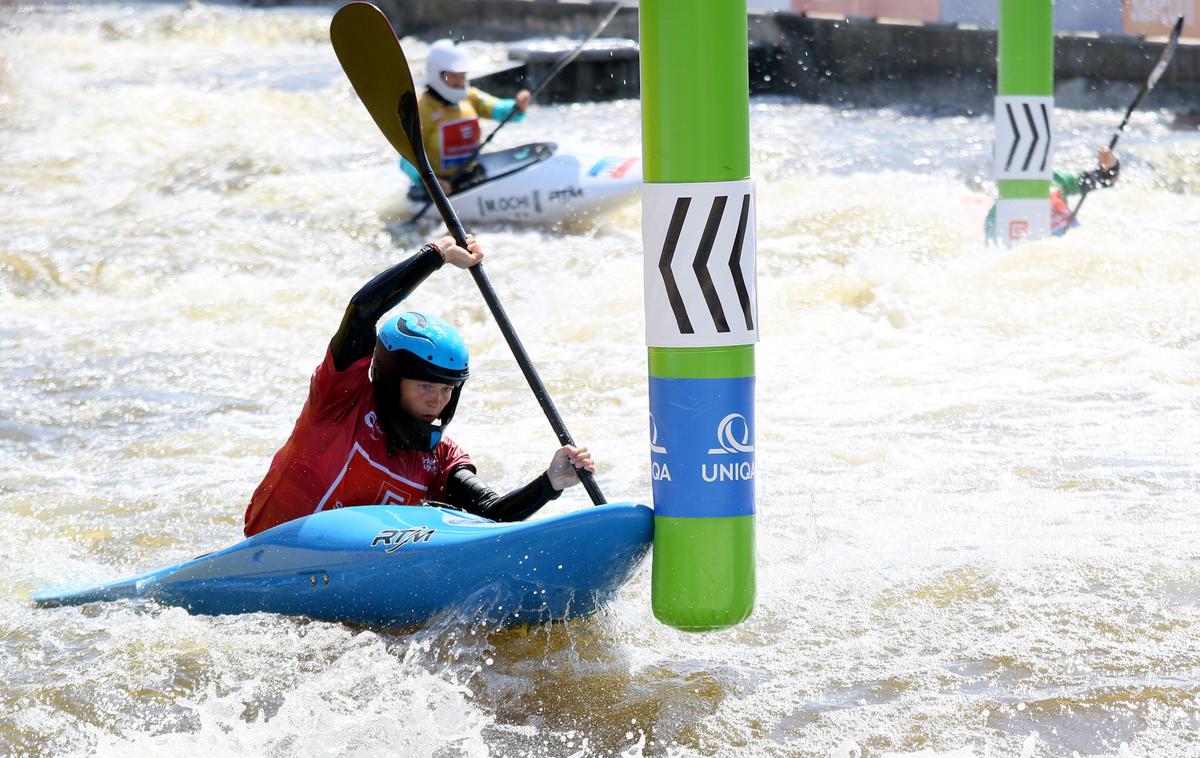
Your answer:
(371, 527), (436, 553)
(548, 185), (583, 203)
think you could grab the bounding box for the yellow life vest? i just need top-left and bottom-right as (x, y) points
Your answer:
(418, 87), (500, 178)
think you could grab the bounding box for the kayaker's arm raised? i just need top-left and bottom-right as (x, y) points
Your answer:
(246, 233), (592, 536)
(1052, 146), (1121, 198)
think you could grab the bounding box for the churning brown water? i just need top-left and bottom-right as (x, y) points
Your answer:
(3, 3), (1200, 756)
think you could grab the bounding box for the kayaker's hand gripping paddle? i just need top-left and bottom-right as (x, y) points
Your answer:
(1064, 16), (1184, 232)
(330, 2), (606, 505)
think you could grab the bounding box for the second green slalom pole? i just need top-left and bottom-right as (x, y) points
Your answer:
(641, 0), (756, 631)
(993, 0), (1054, 243)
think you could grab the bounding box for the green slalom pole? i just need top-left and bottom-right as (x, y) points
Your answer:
(641, 0), (756, 631)
(994, 0), (1054, 243)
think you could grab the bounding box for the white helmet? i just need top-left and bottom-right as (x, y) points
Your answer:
(426, 39), (471, 103)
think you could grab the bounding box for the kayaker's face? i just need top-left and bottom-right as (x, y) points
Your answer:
(441, 71), (467, 90)
(399, 378), (456, 423)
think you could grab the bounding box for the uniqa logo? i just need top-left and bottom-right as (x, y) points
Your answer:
(706, 413), (754, 454)
(649, 413), (671, 481)
(702, 412), (754, 483)
(701, 460), (754, 482)
(649, 413), (668, 454)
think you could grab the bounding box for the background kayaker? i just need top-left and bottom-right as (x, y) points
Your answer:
(985, 145), (1121, 241)
(242, 235), (593, 537)
(399, 39), (533, 198)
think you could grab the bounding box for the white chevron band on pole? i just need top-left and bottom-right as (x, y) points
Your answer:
(994, 95), (1055, 180)
(642, 180), (758, 348)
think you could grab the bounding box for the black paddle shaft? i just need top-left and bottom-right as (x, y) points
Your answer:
(1065, 16), (1184, 231)
(398, 92), (607, 506)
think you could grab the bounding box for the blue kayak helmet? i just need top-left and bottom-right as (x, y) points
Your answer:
(371, 312), (470, 451)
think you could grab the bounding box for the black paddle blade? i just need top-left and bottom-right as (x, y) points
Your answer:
(397, 88), (424, 165)
(330, 2), (422, 168)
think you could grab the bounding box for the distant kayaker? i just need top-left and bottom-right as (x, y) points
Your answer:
(985, 145), (1120, 242)
(399, 39), (533, 198)
(242, 236), (593, 537)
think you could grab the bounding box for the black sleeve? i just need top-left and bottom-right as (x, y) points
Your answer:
(443, 466), (562, 522)
(1079, 159), (1120, 193)
(329, 244), (444, 371)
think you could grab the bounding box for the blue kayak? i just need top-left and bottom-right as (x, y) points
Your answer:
(34, 503), (653, 628)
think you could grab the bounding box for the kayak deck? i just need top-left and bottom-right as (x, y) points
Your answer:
(34, 503), (653, 629)
(404, 142), (641, 225)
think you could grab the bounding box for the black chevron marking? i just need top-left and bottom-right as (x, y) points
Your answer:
(1005, 103), (1020, 171)
(1039, 103), (1051, 171)
(659, 197), (693, 334)
(694, 196), (730, 332)
(1022, 103), (1039, 171)
(729, 193), (754, 331)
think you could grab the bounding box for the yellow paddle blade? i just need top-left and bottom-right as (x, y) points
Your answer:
(330, 2), (424, 168)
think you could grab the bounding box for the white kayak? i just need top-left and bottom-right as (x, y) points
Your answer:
(410, 142), (641, 225)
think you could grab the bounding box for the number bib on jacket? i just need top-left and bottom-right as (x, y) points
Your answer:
(439, 117), (481, 170)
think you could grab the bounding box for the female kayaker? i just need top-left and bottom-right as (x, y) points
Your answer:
(242, 236), (592, 537)
(399, 40), (533, 197)
(985, 145), (1121, 241)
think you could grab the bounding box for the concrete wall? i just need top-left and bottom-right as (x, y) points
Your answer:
(385, 0), (1200, 111)
(783, 0), (1186, 34)
(373, 0), (642, 41)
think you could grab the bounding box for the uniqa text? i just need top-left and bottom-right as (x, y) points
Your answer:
(701, 461), (755, 482)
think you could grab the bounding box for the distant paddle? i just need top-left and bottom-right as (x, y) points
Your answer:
(1064, 16), (1184, 232)
(331, 2), (607, 506)
(406, 1), (623, 226)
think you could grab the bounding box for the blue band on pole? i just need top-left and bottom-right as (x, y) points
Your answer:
(648, 376), (755, 518)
